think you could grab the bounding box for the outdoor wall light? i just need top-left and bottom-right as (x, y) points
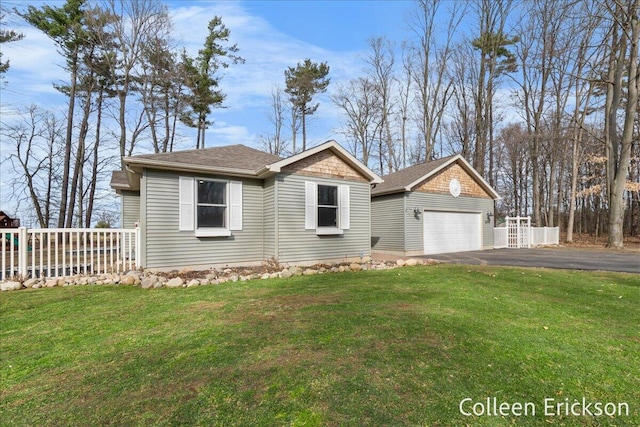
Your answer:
(414, 207), (422, 216)
(486, 211), (494, 223)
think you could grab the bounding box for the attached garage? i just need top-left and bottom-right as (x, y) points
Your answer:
(371, 155), (500, 257)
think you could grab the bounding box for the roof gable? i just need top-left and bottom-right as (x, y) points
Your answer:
(113, 141), (382, 190)
(266, 140), (382, 183)
(372, 154), (500, 200)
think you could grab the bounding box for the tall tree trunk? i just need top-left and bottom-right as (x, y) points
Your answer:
(605, 0), (639, 248)
(58, 51), (79, 228)
(86, 88), (104, 227)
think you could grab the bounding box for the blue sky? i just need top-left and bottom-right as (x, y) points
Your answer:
(2, 0), (415, 149)
(0, 0), (417, 221)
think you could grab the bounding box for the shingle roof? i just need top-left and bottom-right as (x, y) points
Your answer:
(110, 170), (129, 188)
(128, 144), (283, 172)
(372, 155), (456, 195)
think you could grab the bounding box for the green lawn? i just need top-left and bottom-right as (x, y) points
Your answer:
(1, 265), (638, 426)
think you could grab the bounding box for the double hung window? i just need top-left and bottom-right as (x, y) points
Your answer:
(179, 176), (242, 236)
(305, 181), (350, 234)
(317, 185), (338, 227)
(197, 180), (226, 228)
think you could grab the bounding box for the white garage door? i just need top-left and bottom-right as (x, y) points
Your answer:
(423, 211), (482, 255)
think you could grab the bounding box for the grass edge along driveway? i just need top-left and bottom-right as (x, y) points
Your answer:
(1, 265), (638, 426)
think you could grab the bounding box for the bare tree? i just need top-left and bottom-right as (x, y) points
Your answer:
(602, 0), (639, 248)
(471, 0), (517, 181)
(366, 37), (397, 174)
(566, 1), (601, 242)
(408, 0), (463, 162)
(95, 0), (170, 162)
(138, 40), (188, 153)
(2, 106), (63, 227)
(332, 77), (381, 169)
(261, 85), (289, 156)
(447, 42), (477, 162)
(21, 0), (88, 228)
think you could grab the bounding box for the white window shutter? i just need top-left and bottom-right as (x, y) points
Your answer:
(305, 181), (317, 230)
(179, 176), (195, 231)
(339, 184), (350, 230)
(229, 180), (243, 231)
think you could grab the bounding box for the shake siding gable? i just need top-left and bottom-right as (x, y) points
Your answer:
(144, 170), (264, 269)
(415, 163), (492, 199)
(281, 149), (368, 182)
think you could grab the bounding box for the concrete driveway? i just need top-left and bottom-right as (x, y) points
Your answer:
(425, 248), (640, 274)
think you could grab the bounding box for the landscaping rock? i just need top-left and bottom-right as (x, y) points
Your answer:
(261, 273), (270, 280)
(290, 266), (303, 276)
(46, 279), (58, 288)
(396, 259), (406, 267)
(23, 278), (39, 289)
(187, 279), (200, 288)
(280, 269), (292, 279)
(166, 277), (184, 288)
(303, 269), (318, 276)
(349, 263), (362, 271)
(141, 276), (157, 289)
(121, 275), (136, 286)
(405, 258), (418, 266)
(362, 256), (372, 263)
(1, 281), (22, 291)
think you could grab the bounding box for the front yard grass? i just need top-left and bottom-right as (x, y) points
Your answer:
(1, 265), (638, 426)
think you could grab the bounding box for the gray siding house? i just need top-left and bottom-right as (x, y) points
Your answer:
(111, 141), (382, 270)
(371, 155), (500, 256)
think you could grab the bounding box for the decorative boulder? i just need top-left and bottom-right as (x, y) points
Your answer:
(1, 281), (22, 291)
(166, 277), (184, 288)
(349, 263), (362, 271)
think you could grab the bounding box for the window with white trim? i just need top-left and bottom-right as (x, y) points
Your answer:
(318, 185), (338, 227)
(179, 176), (242, 236)
(305, 181), (350, 235)
(197, 180), (226, 228)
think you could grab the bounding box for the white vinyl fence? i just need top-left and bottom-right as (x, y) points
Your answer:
(1, 227), (140, 281)
(530, 227), (560, 246)
(493, 227), (508, 249)
(494, 216), (559, 249)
